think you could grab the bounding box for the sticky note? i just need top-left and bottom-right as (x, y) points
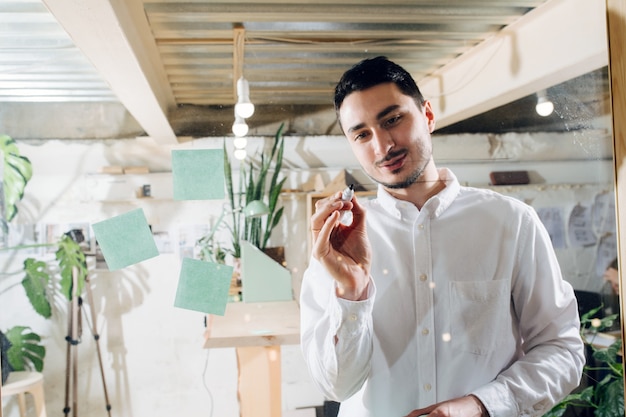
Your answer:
(241, 241), (293, 303)
(171, 149), (225, 200)
(92, 208), (159, 270)
(174, 258), (233, 315)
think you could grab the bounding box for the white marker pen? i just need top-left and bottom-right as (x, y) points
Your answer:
(339, 184), (355, 225)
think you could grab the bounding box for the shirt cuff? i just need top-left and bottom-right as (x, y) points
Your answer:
(471, 382), (518, 417)
(329, 279), (376, 337)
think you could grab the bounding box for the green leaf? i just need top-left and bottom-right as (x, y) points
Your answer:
(223, 141), (242, 258)
(591, 339), (623, 375)
(21, 258), (52, 318)
(0, 134), (33, 222)
(596, 377), (624, 417)
(262, 206), (285, 249)
(55, 234), (88, 300)
(543, 402), (569, 417)
(268, 176), (287, 214)
(5, 326), (46, 372)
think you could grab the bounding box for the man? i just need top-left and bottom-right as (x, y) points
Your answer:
(603, 257), (619, 294)
(601, 257), (620, 328)
(300, 56), (585, 417)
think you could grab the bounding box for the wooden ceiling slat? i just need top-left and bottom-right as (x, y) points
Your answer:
(142, 0), (545, 5)
(145, 3), (527, 25)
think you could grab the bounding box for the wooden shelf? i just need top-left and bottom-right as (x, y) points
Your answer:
(203, 300), (300, 349)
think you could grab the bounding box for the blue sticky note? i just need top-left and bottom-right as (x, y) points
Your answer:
(174, 258), (233, 315)
(92, 208), (159, 271)
(171, 149), (225, 200)
(241, 241), (293, 303)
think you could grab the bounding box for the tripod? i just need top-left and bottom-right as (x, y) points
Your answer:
(63, 266), (111, 417)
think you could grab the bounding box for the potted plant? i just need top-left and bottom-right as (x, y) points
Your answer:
(224, 122), (286, 258)
(197, 123), (287, 262)
(1, 135), (88, 381)
(1, 134), (32, 246)
(194, 124), (287, 299)
(544, 307), (624, 417)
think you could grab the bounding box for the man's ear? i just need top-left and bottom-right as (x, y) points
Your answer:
(423, 100), (436, 133)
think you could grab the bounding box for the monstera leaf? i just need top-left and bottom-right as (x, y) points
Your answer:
(22, 258), (52, 319)
(5, 326), (45, 372)
(0, 134), (33, 222)
(56, 234), (88, 300)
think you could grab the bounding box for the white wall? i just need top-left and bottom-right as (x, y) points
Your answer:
(0, 130), (617, 416)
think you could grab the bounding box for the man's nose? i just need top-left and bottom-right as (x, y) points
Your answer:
(372, 128), (394, 155)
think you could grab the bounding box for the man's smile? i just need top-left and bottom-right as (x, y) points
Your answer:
(377, 149), (407, 172)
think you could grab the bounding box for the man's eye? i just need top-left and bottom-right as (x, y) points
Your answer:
(354, 132), (368, 141)
(384, 115), (401, 127)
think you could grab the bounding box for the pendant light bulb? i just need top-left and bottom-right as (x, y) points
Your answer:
(235, 76), (255, 119)
(232, 115), (248, 137)
(234, 149), (247, 160)
(233, 137), (247, 149)
(535, 90), (554, 117)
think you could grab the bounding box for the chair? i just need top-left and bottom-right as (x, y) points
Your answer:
(1, 371), (47, 417)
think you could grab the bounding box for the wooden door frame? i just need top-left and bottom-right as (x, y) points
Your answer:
(606, 0), (626, 401)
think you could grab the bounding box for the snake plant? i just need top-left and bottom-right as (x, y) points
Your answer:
(221, 123), (286, 258)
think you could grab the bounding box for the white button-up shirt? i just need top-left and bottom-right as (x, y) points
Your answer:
(300, 168), (584, 417)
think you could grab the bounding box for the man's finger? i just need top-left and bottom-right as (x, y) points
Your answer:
(404, 404), (438, 417)
(312, 210), (339, 259)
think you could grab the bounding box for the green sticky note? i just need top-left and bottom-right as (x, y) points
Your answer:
(92, 208), (159, 271)
(172, 149), (225, 200)
(241, 241), (293, 303)
(174, 258), (233, 315)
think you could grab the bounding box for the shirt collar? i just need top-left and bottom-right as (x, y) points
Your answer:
(375, 167), (460, 219)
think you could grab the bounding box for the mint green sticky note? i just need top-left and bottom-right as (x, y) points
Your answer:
(174, 258), (233, 315)
(92, 208), (159, 271)
(172, 149), (225, 200)
(241, 241), (293, 303)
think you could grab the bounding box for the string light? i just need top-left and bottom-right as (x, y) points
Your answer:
(231, 25), (251, 159)
(535, 89), (554, 117)
(234, 149), (247, 160)
(235, 76), (254, 119)
(233, 137), (247, 149)
(232, 114), (248, 137)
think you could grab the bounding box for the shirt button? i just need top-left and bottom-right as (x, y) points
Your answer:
(348, 314), (357, 321)
(424, 383), (432, 391)
(419, 274), (427, 282)
(418, 224), (424, 230)
(422, 328), (429, 336)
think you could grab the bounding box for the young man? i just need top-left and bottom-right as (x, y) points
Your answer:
(603, 257), (619, 294)
(300, 56), (585, 417)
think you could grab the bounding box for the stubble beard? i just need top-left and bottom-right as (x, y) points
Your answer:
(368, 149), (433, 190)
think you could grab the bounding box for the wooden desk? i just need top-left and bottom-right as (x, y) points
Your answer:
(203, 300), (300, 417)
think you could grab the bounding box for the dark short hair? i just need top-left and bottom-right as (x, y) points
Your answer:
(609, 257), (619, 270)
(334, 56), (425, 112)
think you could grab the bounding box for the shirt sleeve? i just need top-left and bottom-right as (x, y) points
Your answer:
(299, 257), (376, 401)
(471, 209), (586, 417)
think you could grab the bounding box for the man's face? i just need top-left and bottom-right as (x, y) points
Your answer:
(338, 82), (436, 190)
(604, 267), (619, 294)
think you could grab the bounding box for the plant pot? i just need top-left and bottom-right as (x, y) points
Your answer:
(263, 246), (285, 267)
(229, 257), (242, 299)
(1, 329), (12, 385)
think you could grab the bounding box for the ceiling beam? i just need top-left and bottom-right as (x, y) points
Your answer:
(42, 0), (179, 144)
(420, 0), (608, 128)
(142, 0), (545, 5)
